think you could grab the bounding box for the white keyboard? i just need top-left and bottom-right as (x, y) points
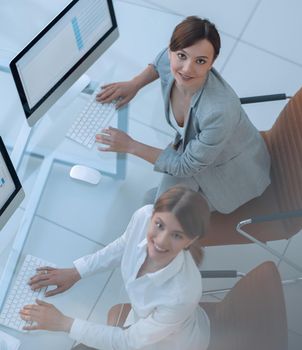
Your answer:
(66, 90), (117, 149)
(0, 255), (55, 332)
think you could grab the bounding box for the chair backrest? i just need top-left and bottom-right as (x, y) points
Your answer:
(201, 87), (302, 246)
(200, 261), (288, 350)
(263, 87), (302, 230)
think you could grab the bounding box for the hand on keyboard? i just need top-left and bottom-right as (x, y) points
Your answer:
(20, 299), (73, 332)
(66, 98), (118, 149)
(0, 255), (56, 332)
(96, 81), (139, 109)
(29, 267), (81, 297)
(95, 126), (135, 153)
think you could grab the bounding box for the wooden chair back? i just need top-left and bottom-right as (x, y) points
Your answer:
(200, 261), (288, 350)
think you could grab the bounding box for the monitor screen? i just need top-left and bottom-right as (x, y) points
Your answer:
(10, 0), (118, 126)
(0, 137), (25, 230)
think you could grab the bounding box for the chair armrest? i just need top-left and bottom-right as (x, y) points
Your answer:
(240, 93), (288, 104)
(249, 209), (302, 223)
(201, 270), (245, 278)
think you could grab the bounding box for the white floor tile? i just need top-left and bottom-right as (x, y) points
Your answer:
(223, 42), (302, 97)
(0, 0), (70, 52)
(214, 35), (238, 72)
(200, 239), (288, 291)
(125, 0), (260, 38)
(221, 42), (302, 130)
(113, 1), (182, 68)
(242, 0), (302, 65)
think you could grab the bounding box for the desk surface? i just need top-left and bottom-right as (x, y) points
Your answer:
(0, 1), (174, 349)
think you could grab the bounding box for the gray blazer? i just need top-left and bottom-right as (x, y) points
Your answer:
(152, 49), (271, 213)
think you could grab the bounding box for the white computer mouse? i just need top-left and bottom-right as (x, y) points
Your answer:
(0, 338), (8, 350)
(69, 165), (101, 185)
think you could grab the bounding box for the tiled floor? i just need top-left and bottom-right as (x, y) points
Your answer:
(1, 0), (302, 349)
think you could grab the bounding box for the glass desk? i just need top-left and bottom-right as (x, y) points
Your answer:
(0, 1), (175, 349)
(0, 51), (130, 350)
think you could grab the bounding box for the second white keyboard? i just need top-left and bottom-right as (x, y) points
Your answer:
(0, 254), (56, 332)
(66, 91), (117, 149)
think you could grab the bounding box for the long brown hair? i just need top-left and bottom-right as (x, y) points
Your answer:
(153, 186), (210, 265)
(169, 16), (221, 61)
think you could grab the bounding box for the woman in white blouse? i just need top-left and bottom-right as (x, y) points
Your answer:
(21, 186), (211, 350)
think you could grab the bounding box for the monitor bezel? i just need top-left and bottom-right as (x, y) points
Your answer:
(0, 137), (24, 228)
(10, 0), (118, 126)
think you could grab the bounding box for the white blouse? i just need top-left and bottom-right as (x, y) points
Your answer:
(69, 205), (210, 350)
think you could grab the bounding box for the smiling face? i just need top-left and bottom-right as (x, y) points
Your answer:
(146, 211), (196, 268)
(169, 39), (215, 92)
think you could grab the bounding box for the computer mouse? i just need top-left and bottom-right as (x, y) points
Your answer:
(0, 338), (8, 350)
(69, 165), (101, 185)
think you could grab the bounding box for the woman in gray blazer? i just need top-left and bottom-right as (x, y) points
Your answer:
(96, 16), (271, 214)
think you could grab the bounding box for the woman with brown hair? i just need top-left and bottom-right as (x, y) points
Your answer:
(95, 16), (271, 214)
(20, 186), (211, 350)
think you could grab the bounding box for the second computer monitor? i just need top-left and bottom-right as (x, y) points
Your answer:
(10, 0), (118, 127)
(0, 137), (25, 230)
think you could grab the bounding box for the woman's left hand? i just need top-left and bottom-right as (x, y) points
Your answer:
(20, 299), (73, 332)
(96, 126), (136, 153)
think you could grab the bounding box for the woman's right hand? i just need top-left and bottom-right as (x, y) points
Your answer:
(96, 80), (139, 109)
(28, 267), (81, 297)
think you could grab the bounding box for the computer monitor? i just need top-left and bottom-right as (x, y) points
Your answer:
(0, 137), (25, 230)
(10, 0), (118, 127)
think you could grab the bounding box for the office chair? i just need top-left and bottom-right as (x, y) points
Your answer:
(200, 87), (302, 273)
(106, 262), (287, 350)
(201, 261), (288, 350)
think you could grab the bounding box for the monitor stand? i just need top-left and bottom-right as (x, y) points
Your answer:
(49, 74), (92, 114)
(10, 73), (99, 170)
(47, 74), (100, 127)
